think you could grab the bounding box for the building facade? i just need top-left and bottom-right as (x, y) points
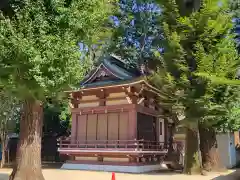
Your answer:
(58, 55), (177, 173)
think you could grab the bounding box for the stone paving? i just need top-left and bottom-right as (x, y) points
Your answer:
(0, 168), (239, 180)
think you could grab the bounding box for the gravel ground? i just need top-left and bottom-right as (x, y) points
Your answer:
(0, 169), (239, 180)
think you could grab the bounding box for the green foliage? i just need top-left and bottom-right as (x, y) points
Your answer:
(212, 86), (240, 132)
(149, 69), (185, 120)
(154, 0), (240, 130)
(230, 0), (240, 18)
(153, 2), (240, 173)
(0, 90), (20, 136)
(59, 98), (71, 123)
(107, 0), (181, 121)
(0, 0), (116, 101)
(14, 99), (71, 135)
(108, 0), (162, 68)
(43, 99), (70, 136)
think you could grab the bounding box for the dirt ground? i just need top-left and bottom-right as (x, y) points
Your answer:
(0, 168), (239, 180)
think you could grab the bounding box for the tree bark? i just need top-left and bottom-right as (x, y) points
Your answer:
(0, 134), (6, 168)
(199, 125), (226, 172)
(183, 127), (202, 175)
(9, 99), (44, 180)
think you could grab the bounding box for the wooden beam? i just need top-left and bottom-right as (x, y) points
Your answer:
(134, 84), (145, 97)
(96, 89), (106, 106)
(234, 131), (240, 146)
(137, 98), (145, 104)
(123, 86), (142, 104)
(75, 96), (127, 104)
(135, 104), (162, 117)
(72, 104), (135, 115)
(68, 93), (79, 108)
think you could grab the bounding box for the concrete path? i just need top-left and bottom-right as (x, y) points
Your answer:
(0, 169), (239, 180)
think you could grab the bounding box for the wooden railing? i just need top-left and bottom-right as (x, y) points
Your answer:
(58, 139), (168, 152)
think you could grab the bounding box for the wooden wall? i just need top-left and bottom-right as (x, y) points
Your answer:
(73, 111), (134, 141)
(78, 95), (99, 108)
(70, 88), (164, 142)
(106, 92), (128, 106)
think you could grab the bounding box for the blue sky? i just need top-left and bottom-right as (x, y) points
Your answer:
(79, 0), (240, 55)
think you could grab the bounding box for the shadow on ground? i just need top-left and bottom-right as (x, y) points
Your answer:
(130, 169), (184, 176)
(5, 162), (63, 170)
(141, 169), (240, 179)
(0, 173), (9, 180)
(41, 162), (63, 169)
(211, 170), (240, 180)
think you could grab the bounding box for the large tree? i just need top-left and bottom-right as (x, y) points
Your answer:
(107, 0), (240, 173)
(0, 0), (115, 179)
(156, 0), (239, 174)
(108, 0), (163, 68)
(198, 85), (240, 172)
(196, 0), (240, 172)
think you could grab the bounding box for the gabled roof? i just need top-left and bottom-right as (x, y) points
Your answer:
(80, 55), (142, 89)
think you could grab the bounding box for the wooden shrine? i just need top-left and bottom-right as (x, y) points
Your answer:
(58, 55), (176, 173)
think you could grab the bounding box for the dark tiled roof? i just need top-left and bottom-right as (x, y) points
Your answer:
(80, 55), (142, 88)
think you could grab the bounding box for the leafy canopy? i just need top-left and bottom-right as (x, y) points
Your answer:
(155, 0), (240, 128)
(108, 0), (162, 68)
(0, 0), (115, 101)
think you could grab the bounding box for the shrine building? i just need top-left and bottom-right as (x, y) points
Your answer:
(58, 55), (176, 173)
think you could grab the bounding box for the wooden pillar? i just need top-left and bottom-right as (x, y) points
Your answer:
(128, 110), (137, 140)
(70, 156), (75, 161)
(71, 113), (78, 142)
(97, 156), (103, 162)
(234, 131), (240, 146)
(97, 89), (108, 106)
(129, 156), (137, 163)
(164, 118), (168, 148)
(69, 92), (79, 142)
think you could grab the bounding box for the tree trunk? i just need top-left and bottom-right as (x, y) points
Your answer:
(9, 99), (44, 180)
(183, 127), (202, 175)
(1, 134), (6, 168)
(199, 125), (225, 172)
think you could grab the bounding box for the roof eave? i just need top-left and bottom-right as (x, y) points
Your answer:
(65, 78), (145, 93)
(65, 78), (169, 99)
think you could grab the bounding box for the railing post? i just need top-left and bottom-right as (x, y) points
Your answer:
(59, 139), (61, 148)
(136, 139), (139, 151)
(138, 139), (141, 150)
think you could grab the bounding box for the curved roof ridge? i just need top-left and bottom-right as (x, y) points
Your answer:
(102, 57), (134, 79)
(110, 54), (125, 63)
(80, 63), (103, 85)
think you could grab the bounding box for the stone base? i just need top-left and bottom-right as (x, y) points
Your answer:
(61, 163), (167, 173)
